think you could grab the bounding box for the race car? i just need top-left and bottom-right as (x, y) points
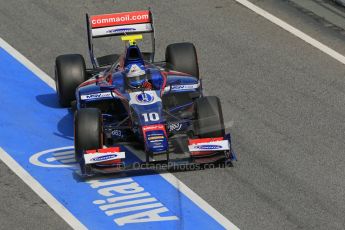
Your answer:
(54, 10), (236, 176)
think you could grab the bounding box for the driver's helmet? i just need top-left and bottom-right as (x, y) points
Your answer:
(125, 64), (147, 88)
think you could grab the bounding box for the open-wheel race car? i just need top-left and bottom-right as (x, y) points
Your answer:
(54, 10), (236, 176)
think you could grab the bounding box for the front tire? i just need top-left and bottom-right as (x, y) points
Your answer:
(74, 108), (103, 161)
(165, 42), (199, 79)
(195, 96), (225, 138)
(55, 54), (86, 107)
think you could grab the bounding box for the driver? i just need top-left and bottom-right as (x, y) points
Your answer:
(125, 64), (152, 91)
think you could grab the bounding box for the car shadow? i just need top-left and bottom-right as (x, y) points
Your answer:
(55, 112), (74, 140)
(36, 93), (61, 109)
(36, 93), (74, 140)
(72, 164), (231, 182)
(71, 160), (231, 182)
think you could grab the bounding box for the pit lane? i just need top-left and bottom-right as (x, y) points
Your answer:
(1, 0), (345, 229)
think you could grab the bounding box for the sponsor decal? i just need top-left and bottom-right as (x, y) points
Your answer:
(90, 11), (150, 28)
(188, 140), (230, 152)
(92, 23), (153, 37)
(148, 135), (164, 141)
(136, 92), (154, 103)
(171, 84), (199, 91)
(84, 151), (125, 164)
(142, 124), (165, 131)
(194, 145), (222, 150)
(149, 140), (163, 143)
(129, 91), (161, 106)
(168, 123), (182, 132)
(106, 28), (136, 34)
(90, 154), (118, 162)
(81, 92), (112, 100)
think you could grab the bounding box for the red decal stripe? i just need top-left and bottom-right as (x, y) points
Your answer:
(98, 147), (121, 153)
(166, 71), (191, 76)
(90, 11), (150, 28)
(85, 147), (120, 154)
(188, 137), (224, 145)
(191, 151), (214, 156)
(142, 124), (165, 132)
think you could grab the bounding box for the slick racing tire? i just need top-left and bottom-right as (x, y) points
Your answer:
(195, 96), (225, 138)
(74, 108), (103, 161)
(165, 42), (199, 79)
(55, 54), (86, 107)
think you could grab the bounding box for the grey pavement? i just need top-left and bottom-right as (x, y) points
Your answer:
(1, 0), (345, 229)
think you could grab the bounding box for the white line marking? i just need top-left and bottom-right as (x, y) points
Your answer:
(0, 148), (87, 230)
(235, 0), (345, 65)
(125, 145), (240, 230)
(0, 37), (240, 229)
(59, 159), (77, 164)
(0, 37), (55, 89)
(47, 155), (74, 162)
(53, 150), (75, 157)
(161, 173), (239, 230)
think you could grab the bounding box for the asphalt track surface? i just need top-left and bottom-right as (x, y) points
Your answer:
(1, 0), (345, 229)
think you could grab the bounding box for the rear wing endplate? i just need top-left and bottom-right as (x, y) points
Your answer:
(86, 10), (155, 68)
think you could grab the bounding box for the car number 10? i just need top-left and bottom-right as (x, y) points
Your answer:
(142, 112), (159, 122)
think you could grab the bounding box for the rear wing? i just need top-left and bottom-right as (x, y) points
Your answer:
(86, 10), (155, 68)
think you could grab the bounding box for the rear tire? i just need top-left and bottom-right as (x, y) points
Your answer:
(195, 96), (225, 138)
(165, 42), (199, 79)
(55, 54), (86, 107)
(74, 108), (103, 161)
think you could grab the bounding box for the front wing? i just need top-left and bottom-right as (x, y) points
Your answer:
(79, 134), (236, 177)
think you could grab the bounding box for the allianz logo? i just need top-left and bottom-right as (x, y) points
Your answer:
(29, 146), (77, 168)
(88, 178), (178, 226)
